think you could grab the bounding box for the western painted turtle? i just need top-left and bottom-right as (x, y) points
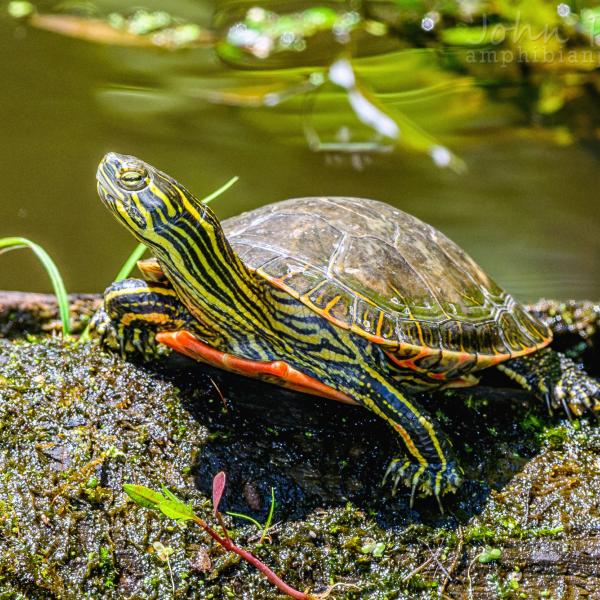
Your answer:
(92, 152), (599, 506)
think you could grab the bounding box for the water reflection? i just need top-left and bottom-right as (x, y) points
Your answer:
(0, 1), (598, 300)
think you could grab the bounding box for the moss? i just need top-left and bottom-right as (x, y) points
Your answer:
(0, 335), (599, 597)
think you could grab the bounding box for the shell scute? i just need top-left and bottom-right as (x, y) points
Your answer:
(351, 298), (395, 341)
(257, 256), (304, 280)
(498, 311), (534, 353)
(305, 280), (354, 328)
(231, 211), (343, 269)
(455, 321), (479, 354)
(260, 258), (322, 295)
(236, 244), (279, 270)
(332, 235), (442, 320)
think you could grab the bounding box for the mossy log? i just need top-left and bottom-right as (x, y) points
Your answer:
(0, 291), (598, 598)
(0, 291), (101, 338)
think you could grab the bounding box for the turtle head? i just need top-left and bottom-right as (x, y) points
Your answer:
(97, 152), (260, 336)
(96, 152), (219, 250)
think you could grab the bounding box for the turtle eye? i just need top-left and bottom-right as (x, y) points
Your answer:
(119, 169), (147, 191)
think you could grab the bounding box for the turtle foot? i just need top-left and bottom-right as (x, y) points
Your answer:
(89, 306), (162, 360)
(546, 354), (600, 418)
(383, 458), (463, 511)
(500, 349), (600, 418)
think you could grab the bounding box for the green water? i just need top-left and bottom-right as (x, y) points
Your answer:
(1, 3), (598, 300)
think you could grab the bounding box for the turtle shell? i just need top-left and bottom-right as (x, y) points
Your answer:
(222, 196), (552, 365)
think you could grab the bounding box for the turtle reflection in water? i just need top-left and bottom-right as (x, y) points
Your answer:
(91, 153), (599, 508)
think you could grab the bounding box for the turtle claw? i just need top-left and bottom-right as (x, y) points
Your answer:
(410, 477), (419, 509)
(383, 458), (462, 511)
(545, 355), (600, 418)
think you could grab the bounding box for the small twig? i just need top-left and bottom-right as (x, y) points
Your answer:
(209, 376), (228, 410)
(166, 553), (175, 598)
(439, 527), (463, 596)
(467, 548), (484, 600)
(423, 543), (450, 580)
(401, 555), (436, 583)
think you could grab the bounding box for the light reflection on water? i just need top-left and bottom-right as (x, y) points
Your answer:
(0, 14), (598, 301)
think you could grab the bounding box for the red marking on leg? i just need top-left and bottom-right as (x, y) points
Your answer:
(156, 330), (357, 405)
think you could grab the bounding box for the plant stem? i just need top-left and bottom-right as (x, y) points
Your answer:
(166, 554), (175, 598)
(260, 487), (276, 544)
(192, 515), (310, 600)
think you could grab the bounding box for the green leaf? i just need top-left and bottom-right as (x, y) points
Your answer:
(161, 486), (181, 503)
(581, 8), (600, 39)
(478, 547), (502, 563)
(442, 26), (500, 46)
(360, 542), (375, 554)
(123, 484), (166, 509)
(158, 499), (196, 521)
(125, 484), (196, 522)
(7, 1), (34, 18)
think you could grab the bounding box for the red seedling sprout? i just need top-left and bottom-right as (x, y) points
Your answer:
(124, 474), (349, 599)
(212, 471), (226, 516)
(207, 471), (311, 599)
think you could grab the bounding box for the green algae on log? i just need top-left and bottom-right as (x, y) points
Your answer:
(0, 339), (210, 597)
(0, 297), (598, 597)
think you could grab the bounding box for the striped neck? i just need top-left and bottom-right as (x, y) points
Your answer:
(148, 212), (276, 345)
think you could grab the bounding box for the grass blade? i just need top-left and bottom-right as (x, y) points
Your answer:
(0, 236), (70, 336)
(260, 487), (276, 544)
(114, 242), (147, 282)
(225, 511), (263, 530)
(199, 175), (239, 205)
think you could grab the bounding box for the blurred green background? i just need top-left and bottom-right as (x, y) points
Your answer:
(0, 0), (598, 299)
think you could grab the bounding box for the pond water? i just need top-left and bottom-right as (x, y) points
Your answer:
(1, 2), (598, 301)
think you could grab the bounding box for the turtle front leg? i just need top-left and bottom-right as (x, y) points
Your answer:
(90, 278), (191, 359)
(498, 347), (600, 417)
